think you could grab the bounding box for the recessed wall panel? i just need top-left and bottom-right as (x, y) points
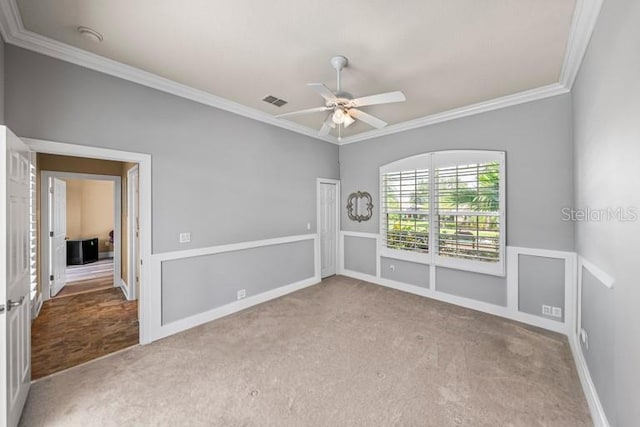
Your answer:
(161, 240), (314, 325)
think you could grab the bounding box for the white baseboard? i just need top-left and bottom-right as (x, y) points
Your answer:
(118, 277), (133, 301)
(569, 333), (611, 427)
(151, 275), (321, 342)
(342, 267), (607, 425)
(340, 269), (568, 334)
(99, 251), (114, 260)
(31, 293), (43, 320)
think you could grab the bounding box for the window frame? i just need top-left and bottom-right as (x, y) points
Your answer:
(379, 150), (506, 276)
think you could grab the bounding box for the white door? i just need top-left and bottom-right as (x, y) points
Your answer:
(319, 182), (337, 278)
(1, 127), (32, 427)
(49, 178), (67, 297)
(127, 166), (139, 300)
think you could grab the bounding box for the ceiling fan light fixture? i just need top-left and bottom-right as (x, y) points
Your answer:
(282, 55), (406, 136)
(342, 113), (355, 127)
(332, 108), (346, 124)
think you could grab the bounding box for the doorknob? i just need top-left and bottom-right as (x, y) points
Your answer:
(7, 296), (25, 311)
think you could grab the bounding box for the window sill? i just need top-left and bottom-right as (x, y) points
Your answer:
(380, 247), (431, 265)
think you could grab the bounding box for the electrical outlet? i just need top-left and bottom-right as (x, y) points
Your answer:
(389, 264), (395, 271)
(307, 222), (311, 230)
(237, 289), (246, 300)
(580, 328), (589, 349)
(542, 305), (552, 316)
(551, 307), (562, 318)
(179, 232), (191, 243)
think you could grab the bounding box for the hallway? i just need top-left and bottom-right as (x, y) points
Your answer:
(31, 287), (138, 379)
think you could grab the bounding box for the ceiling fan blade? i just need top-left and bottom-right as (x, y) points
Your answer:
(319, 113), (335, 136)
(350, 91), (406, 107)
(307, 83), (338, 102)
(275, 106), (331, 118)
(348, 108), (388, 129)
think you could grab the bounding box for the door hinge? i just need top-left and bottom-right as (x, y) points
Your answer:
(49, 274), (54, 281)
(50, 231), (54, 237)
(49, 187), (54, 194)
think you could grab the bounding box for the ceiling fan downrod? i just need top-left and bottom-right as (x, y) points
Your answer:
(330, 55), (348, 94)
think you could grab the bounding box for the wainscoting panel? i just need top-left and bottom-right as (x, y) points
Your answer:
(436, 267), (507, 306)
(340, 232), (575, 335)
(150, 234), (320, 342)
(380, 257), (429, 288)
(518, 254), (566, 321)
(342, 235), (377, 276)
(161, 239), (314, 325)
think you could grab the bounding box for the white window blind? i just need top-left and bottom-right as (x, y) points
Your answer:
(380, 151), (505, 276)
(435, 162), (501, 263)
(382, 169), (429, 253)
(29, 154), (38, 306)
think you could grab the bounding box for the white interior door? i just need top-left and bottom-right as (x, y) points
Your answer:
(128, 165), (139, 300)
(319, 182), (337, 278)
(49, 178), (67, 297)
(1, 127), (32, 427)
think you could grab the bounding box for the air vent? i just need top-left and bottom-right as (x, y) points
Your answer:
(262, 95), (288, 107)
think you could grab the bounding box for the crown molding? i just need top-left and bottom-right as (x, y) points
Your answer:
(0, 0), (339, 145)
(560, 0), (604, 89)
(338, 83), (570, 145)
(0, 0), (602, 145)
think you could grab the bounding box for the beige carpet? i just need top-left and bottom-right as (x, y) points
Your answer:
(20, 276), (591, 426)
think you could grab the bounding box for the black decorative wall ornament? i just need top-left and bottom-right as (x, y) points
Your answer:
(347, 191), (374, 222)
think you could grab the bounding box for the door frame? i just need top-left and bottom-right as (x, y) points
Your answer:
(24, 138), (152, 345)
(40, 171), (122, 301)
(316, 178), (340, 279)
(126, 164), (139, 300)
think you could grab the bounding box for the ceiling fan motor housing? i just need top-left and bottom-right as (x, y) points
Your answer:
(330, 55), (348, 71)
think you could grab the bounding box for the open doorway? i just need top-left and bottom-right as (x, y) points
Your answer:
(32, 154), (141, 379)
(43, 173), (120, 299)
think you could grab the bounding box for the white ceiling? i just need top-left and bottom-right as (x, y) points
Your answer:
(16, 0), (577, 138)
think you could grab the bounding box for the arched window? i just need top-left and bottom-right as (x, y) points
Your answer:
(380, 150), (505, 276)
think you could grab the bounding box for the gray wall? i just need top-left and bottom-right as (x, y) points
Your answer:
(573, 0), (640, 424)
(339, 94), (573, 307)
(436, 267), (506, 306)
(380, 257), (429, 288)
(5, 46), (338, 325)
(5, 46), (339, 254)
(580, 267), (615, 423)
(518, 255), (565, 322)
(340, 94), (574, 251)
(343, 236), (376, 276)
(0, 36), (5, 124)
(162, 240), (314, 324)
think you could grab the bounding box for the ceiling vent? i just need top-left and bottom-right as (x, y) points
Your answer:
(262, 95), (287, 107)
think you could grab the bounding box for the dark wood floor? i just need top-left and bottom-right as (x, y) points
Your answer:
(55, 277), (114, 298)
(31, 287), (138, 380)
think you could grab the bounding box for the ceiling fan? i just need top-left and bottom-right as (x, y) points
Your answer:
(276, 56), (406, 138)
